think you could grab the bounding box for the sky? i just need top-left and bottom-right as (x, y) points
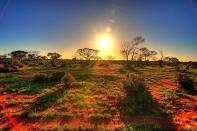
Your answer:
(0, 0), (197, 61)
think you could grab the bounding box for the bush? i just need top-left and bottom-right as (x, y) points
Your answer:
(33, 74), (50, 82)
(61, 72), (75, 87)
(117, 124), (164, 131)
(177, 74), (195, 91)
(121, 74), (154, 115)
(50, 72), (65, 82)
(11, 59), (25, 68)
(98, 61), (110, 67)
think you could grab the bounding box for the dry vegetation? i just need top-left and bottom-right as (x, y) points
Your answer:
(0, 60), (197, 130)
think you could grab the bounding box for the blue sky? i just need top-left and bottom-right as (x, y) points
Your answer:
(0, 0), (197, 61)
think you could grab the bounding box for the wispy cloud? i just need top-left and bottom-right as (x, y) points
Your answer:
(0, 0), (11, 22)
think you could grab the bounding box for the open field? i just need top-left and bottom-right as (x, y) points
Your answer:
(0, 61), (197, 130)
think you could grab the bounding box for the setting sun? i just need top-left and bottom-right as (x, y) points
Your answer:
(1, 0), (197, 130)
(95, 34), (116, 58)
(98, 34), (112, 50)
(100, 37), (110, 49)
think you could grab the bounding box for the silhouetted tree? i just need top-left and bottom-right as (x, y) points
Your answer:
(120, 41), (133, 61)
(27, 54), (36, 60)
(47, 53), (61, 59)
(159, 50), (164, 61)
(0, 54), (7, 59)
(120, 36), (145, 61)
(106, 55), (115, 60)
(158, 50), (164, 67)
(149, 50), (157, 61)
(131, 36), (145, 61)
(74, 48), (99, 60)
(164, 57), (179, 65)
(37, 56), (48, 60)
(139, 47), (150, 61)
(27, 51), (40, 60)
(10, 50), (28, 60)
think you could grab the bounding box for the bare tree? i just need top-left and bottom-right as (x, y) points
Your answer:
(149, 50), (157, 61)
(120, 41), (132, 61)
(120, 36), (145, 61)
(131, 36), (145, 61)
(158, 50), (164, 67)
(159, 50), (164, 61)
(74, 48), (99, 60)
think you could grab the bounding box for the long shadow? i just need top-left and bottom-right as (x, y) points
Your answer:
(117, 76), (177, 130)
(32, 87), (65, 112)
(119, 63), (141, 75)
(18, 86), (66, 122)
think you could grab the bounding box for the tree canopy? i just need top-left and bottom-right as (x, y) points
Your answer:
(74, 48), (99, 60)
(47, 53), (61, 59)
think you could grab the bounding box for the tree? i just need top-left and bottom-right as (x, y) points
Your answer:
(164, 56), (179, 65)
(0, 54), (7, 59)
(47, 53), (61, 59)
(158, 50), (164, 67)
(159, 50), (164, 61)
(120, 36), (145, 61)
(27, 51), (40, 60)
(120, 41), (132, 61)
(131, 36), (145, 61)
(106, 55), (115, 60)
(74, 48), (99, 60)
(149, 50), (157, 61)
(139, 47), (150, 61)
(37, 56), (48, 60)
(10, 50), (28, 60)
(27, 54), (36, 60)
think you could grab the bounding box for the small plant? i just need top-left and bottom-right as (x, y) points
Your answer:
(50, 71), (65, 82)
(99, 61), (110, 67)
(11, 59), (25, 68)
(121, 74), (154, 115)
(177, 74), (195, 91)
(117, 124), (164, 131)
(175, 66), (180, 72)
(33, 74), (50, 82)
(21, 109), (37, 120)
(61, 72), (76, 87)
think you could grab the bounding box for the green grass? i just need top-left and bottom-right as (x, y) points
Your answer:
(1, 62), (195, 130)
(0, 74), (57, 94)
(118, 124), (175, 131)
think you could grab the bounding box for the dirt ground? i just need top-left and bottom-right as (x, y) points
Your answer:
(0, 63), (196, 130)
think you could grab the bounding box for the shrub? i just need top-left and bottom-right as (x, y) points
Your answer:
(61, 72), (75, 87)
(98, 61), (110, 67)
(117, 124), (169, 131)
(50, 72), (65, 82)
(11, 59), (25, 68)
(33, 74), (50, 82)
(177, 74), (195, 91)
(121, 74), (154, 115)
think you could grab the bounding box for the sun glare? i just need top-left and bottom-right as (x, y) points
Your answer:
(95, 33), (115, 58)
(100, 37), (110, 49)
(98, 35), (112, 50)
